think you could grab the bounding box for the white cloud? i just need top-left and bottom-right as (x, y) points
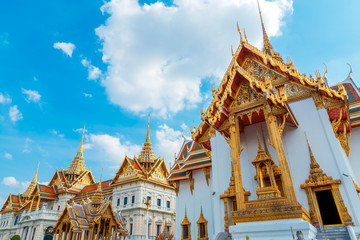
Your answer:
(9, 105), (23, 122)
(23, 138), (32, 153)
(2, 177), (19, 186)
(50, 129), (64, 138)
(0, 93), (11, 104)
(0, 33), (9, 45)
(53, 42), (76, 57)
(95, 0), (292, 117)
(21, 88), (41, 103)
(85, 134), (141, 167)
(155, 124), (183, 165)
(4, 153), (12, 160)
(83, 93), (93, 98)
(81, 58), (102, 80)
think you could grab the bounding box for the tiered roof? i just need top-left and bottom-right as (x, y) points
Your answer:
(112, 121), (173, 189)
(66, 126), (88, 175)
(168, 140), (211, 182)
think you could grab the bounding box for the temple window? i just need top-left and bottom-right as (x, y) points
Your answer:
(181, 209), (191, 240)
(196, 207), (208, 240)
(167, 201), (170, 208)
(132, 195), (135, 204)
(124, 197), (128, 205)
(157, 199), (161, 207)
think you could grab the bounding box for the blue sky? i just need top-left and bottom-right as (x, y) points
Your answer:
(0, 0), (359, 206)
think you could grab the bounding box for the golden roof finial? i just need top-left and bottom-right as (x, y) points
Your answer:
(237, 22), (244, 43)
(66, 124), (87, 176)
(257, 0), (274, 54)
(78, 123), (86, 157)
(23, 161), (40, 198)
(256, 127), (263, 150)
(91, 163), (104, 206)
(146, 114), (150, 143)
(244, 28), (248, 42)
(323, 63), (329, 87)
(261, 126), (269, 155)
(305, 136), (317, 165)
(139, 115), (156, 164)
(347, 63), (353, 80)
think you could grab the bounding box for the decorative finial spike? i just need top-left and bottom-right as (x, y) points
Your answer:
(231, 45), (235, 57)
(347, 63), (353, 80)
(305, 135), (316, 165)
(237, 22), (244, 43)
(261, 126), (269, 154)
(146, 114), (151, 142)
(256, 127), (262, 150)
(243, 28), (248, 42)
(78, 123), (86, 155)
(257, 0), (274, 54)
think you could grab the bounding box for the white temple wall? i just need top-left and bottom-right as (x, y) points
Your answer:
(175, 169), (212, 240)
(349, 127), (360, 183)
(210, 132), (231, 236)
(288, 98), (360, 225)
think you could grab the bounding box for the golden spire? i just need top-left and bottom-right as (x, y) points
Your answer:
(91, 164), (104, 207)
(305, 136), (323, 176)
(256, 0), (280, 60)
(23, 161), (40, 198)
(77, 124), (86, 157)
(138, 114), (156, 164)
(66, 124), (87, 176)
(261, 126), (270, 155)
(146, 114), (150, 143)
(256, 128), (262, 150)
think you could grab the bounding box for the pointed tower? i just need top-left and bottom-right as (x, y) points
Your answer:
(91, 164), (104, 208)
(66, 124), (88, 179)
(256, 0), (283, 61)
(138, 115), (156, 167)
(23, 161), (40, 198)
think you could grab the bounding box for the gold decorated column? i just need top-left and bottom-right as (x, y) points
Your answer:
(229, 114), (245, 210)
(264, 105), (297, 205)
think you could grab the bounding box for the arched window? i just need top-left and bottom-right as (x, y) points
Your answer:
(196, 207), (208, 240)
(181, 209), (191, 240)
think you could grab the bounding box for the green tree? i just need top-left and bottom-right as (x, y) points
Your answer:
(11, 235), (20, 240)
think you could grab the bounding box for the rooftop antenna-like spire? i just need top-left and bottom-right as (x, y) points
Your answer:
(78, 123), (86, 156)
(146, 114), (150, 143)
(257, 0), (275, 55)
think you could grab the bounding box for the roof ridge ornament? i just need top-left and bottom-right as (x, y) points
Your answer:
(66, 123), (88, 176)
(347, 63), (353, 80)
(138, 114), (156, 164)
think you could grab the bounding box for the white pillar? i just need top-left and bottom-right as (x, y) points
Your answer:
(26, 227), (33, 240)
(19, 227), (24, 239)
(145, 212), (149, 240)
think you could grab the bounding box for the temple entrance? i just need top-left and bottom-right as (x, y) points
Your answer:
(314, 189), (343, 226)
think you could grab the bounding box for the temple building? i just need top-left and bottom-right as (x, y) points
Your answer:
(168, 2), (360, 240)
(110, 119), (176, 240)
(0, 123), (176, 240)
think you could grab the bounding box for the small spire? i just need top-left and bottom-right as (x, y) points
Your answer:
(347, 63), (353, 80)
(66, 124), (87, 176)
(146, 114), (150, 143)
(256, 128), (263, 150)
(139, 115), (156, 164)
(91, 163), (104, 207)
(257, 0), (275, 55)
(261, 126), (269, 155)
(23, 161), (40, 198)
(306, 136), (317, 165)
(78, 123), (86, 157)
(33, 160), (40, 181)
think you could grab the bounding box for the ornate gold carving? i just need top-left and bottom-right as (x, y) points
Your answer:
(252, 129), (281, 199)
(231, 204), (310, 223)
(264, 105), (297, 205)
(330, 110), (350, 157)
(197, 206), (208, 240)
(301, 139), (353, 226)
(188, 174), (194, 195)
(234, 83), (264, 106)
(181, 208), (191, 240)
(351, 177), (360, 196)
(242, 58), (286, 86)
(285, 83), (312, 102)
(203, 168), (211, 186)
